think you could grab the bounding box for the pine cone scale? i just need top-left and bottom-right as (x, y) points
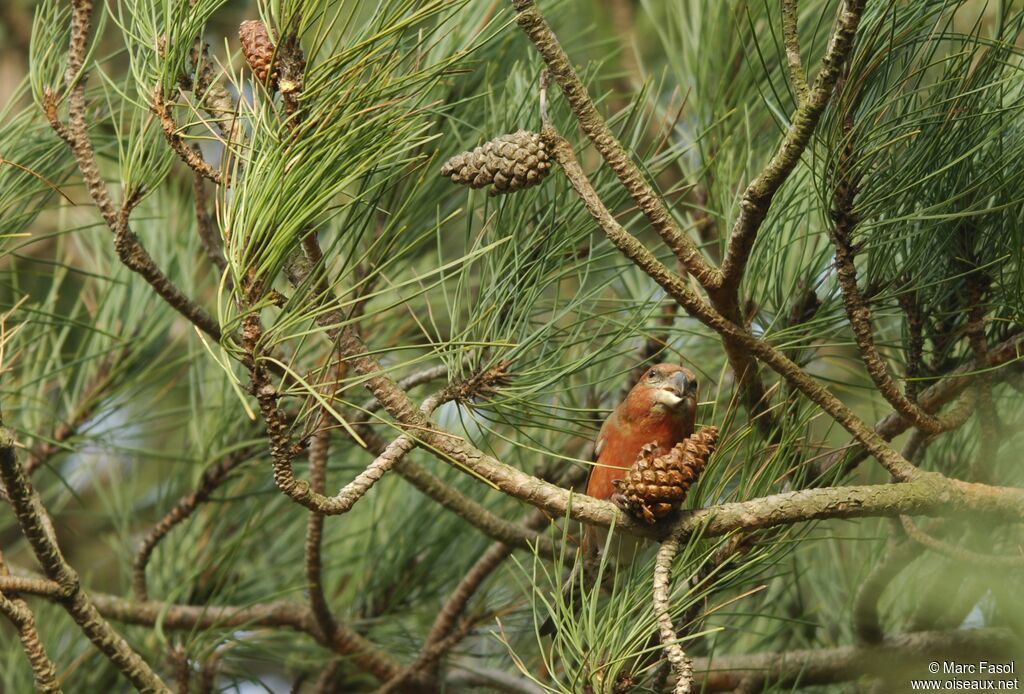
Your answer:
(612, 426), (719, 524)
(440, 131), (551, 195)
(240, 20), (278, 87)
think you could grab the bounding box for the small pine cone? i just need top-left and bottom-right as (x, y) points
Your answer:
(440, 130), (552, 195)
(240, 20), (277, 87)
(612, 426), (719, 524)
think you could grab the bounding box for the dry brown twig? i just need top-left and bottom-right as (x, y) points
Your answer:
(132, 447), (258, 601)
(0, 553), (62, 694)
(152, 87), (224, 185)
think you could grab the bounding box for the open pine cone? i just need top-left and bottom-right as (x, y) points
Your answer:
(440, 130), (551, 195)
(612, 426), (719, 524)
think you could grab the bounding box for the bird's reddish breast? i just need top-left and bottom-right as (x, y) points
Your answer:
(587, 416), (689, 500)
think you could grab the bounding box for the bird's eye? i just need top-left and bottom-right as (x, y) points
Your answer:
(647, 370), (657, 380)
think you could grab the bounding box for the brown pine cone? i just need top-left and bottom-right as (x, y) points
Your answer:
(239, 20), (277, 87)
(612, 426), (719, 524)
(440, 130), (552, 195)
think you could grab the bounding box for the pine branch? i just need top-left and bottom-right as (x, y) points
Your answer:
(717, 0), (866, 288)
(689, 628), (1018, 691)
(829, 107), (968, 437)
(43, 0), (221, 341)
(152, 87), (223, 184)
(653, 534), (693, 694)
(541, 123), (918, 481)
(823, 331), (1023, 478)
(191, 169), (228, 275)
(3, 572), (404, 684)
(965, 277), (998, 481)
(510, 0), (718, 287)
(899, 515), (1024, 568)
(0, 429), (171, 692)
(782, 0), (808, 102)
(851, 536), (923, 644)
(132, 447), (257, 601)
(0, 554), (61, 694)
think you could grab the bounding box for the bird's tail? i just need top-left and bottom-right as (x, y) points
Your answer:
(539, 527), (648, 637)
(538, 551), (585, 637)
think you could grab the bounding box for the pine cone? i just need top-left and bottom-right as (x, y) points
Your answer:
(239, 20), (277, 87)
(612, 426), (719, 524)
(440, 130), (552, 195)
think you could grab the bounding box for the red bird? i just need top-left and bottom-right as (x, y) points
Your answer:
(584, 363), (698, 561)
(588, 363), (699, 503)
(540, 364), (698, 637)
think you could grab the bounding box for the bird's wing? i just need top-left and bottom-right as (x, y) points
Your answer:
(588, 409), (617, 483)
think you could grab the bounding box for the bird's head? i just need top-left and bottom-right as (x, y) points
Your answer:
(627, 363), (698, 420)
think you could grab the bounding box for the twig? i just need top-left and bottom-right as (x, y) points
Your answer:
(310, 660), (341, 693)
(304, 426), (337, 641)
(0, 575), (66, 598)
(510, 0), (718, 286)
(374, 619), (479, 694)
(197, 650), (221, 694)
(377, 496), (570, 692)
(192, 169), (228, 275)
(0, 554), (62, 693)
(541, 124), (919, 481)
(689, 628), (1017, 691)
(899, 515), (1024, 568)
(717, 0), (866, 287)
(0, 428), (171, 692)
(965, 276), (998, 481)
(23, 350), (119, 476)
(153, 88), (223, 184)
(388, 450), (556, 556)
(821, 331), (1022, 477)
(851, 536), (923, 643)
(362, 365), (449, 416)
(896, 282), (924, 401)
(133, 447), (256, 601)
(445, 661), (545, 694)
(189, 41), (243, 149)
(43, 0), (221, 341)
(606, 0), (642, 93)
(273, 244), (557, 554)
(653, 534), (692, 694)
(781, 0), (809, 102)
(255, 373), (442, 514)
(829, 114), (963, 437)
(168, 643), (191, 694)
(6, 571), (404, 684)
